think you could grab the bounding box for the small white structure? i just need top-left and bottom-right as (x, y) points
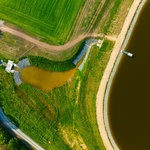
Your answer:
(0, 59), (18, 73)
(121, 50), (133, 57)
(0, 20), (4, 27)
(97, 39), (104, 48)
(5, 60), (15, 73)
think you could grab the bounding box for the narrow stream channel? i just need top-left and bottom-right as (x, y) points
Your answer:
(108, 1), (150, 149)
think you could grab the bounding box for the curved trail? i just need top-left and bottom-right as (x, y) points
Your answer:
(96, 0), (144, 150)
(1, 26), (116, 51)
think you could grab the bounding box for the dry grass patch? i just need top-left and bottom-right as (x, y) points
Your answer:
(109, 0), (134, 36)
(59, 125), (87, 150)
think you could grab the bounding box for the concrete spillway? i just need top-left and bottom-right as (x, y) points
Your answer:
(73, 38), (104, 70)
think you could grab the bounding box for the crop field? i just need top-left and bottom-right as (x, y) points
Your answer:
(0, 0), (132, 45)
(0, 0), (85, 45)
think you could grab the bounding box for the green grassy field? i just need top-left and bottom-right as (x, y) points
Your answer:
(0, 0), (85, 45)
(0, 39), (114, 149)
(0, 0), (134, 149)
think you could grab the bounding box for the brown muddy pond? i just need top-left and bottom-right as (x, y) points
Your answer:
(20, 66), (76, 91)
(108, 1), (150, 150)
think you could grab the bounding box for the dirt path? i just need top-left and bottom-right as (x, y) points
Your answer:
(96, 0), (144, 150)
(0, 26), (116, 51)
(0, 26), (86, 50)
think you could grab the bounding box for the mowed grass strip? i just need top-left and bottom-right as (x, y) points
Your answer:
(0, 0), (85, 44)
(93, 0), (128, 34)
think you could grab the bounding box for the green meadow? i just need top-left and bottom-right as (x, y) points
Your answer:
(0, 39), (114, 149)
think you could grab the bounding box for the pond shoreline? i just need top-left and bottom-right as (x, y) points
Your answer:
(96, 0), (146, 150)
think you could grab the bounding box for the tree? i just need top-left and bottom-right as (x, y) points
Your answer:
(7, 138), (19, 150)
(0, 30), (3, 38)
(0, 127), (9, 145)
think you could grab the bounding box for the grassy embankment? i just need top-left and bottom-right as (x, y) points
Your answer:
(0, 39), (114, 150)
(102, 0), (124, 34)
(93, 0), (133, 35)
(0, 0), (85, 45)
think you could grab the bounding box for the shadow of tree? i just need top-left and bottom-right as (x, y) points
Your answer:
(7, 115), (19, 128)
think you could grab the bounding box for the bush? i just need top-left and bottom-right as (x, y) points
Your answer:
(28, 55), (75, 72)
(7, 138), (19, 150)
(0, 127), (10, 145)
